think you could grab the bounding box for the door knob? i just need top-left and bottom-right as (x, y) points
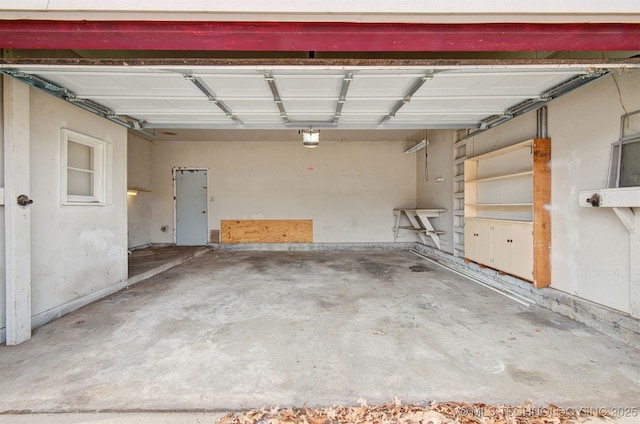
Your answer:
(17, 194), (34, 207)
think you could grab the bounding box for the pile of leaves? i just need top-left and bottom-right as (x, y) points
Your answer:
(217, 399), (613, 424)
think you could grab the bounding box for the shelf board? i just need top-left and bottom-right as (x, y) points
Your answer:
(466, 139), (533, 161)
(465, 216), (534, 224)
(468, 170), (533, 184)
(467, 203), (533, 209)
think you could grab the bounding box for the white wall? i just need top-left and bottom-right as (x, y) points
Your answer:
(416, 130), (455, 253)
(468, 70), (640, 313)
(29, 88), (128, 317)
(127, 132), (153, 249)
(151, 137), (417, 244)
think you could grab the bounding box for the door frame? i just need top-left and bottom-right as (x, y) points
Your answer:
(3, 76), (32, 345)
(172, 167), (209, 245)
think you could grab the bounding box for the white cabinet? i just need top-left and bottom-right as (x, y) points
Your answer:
(464, 218), (491, 265)
(464, 218), (533, 281)
(507, 222), (535, 280)
(464, 138), (550, 287)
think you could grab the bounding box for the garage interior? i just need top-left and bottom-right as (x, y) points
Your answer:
(1, 3), (640, 420)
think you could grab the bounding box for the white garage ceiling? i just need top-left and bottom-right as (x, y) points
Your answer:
(1, 64), (607, 134)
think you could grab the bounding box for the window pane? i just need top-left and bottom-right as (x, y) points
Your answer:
(67, 169), (93, 196)
(620, 140), (640, 187)
(622, 111), (640, 140)
(68, 141), (93, 170)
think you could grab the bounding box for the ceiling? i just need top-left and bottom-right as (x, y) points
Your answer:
(0, 63), (614, 137)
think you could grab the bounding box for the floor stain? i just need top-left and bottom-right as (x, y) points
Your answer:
(410, 264), (432, 272)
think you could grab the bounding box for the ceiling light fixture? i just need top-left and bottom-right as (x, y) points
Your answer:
(302, 129), (320, 148)
(404, 139), (427, 154)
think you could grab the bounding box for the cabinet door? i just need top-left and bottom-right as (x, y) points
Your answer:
(509, 222), (534, 281)
(475, 220), (492, 266)
(464, 219), (478, 261)
(491, 222), (512, 271)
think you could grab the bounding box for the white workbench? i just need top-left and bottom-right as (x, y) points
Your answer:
(393, 208), (447, 249)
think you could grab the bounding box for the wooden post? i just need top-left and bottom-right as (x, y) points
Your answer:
(3, 76), (32, 345)
(532, 138), (551, 288)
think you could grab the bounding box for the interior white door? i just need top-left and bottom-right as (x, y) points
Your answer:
(175, 169), (208, 246)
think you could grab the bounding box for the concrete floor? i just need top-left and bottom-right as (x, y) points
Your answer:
(1, 250), (639, 415)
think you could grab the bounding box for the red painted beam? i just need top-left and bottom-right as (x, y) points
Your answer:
(0, 20), (638, 51)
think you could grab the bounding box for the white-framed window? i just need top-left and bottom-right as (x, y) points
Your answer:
(60, 128), (112, 205)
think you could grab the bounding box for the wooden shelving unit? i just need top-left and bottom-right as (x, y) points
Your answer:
(464, 138), (551, 288)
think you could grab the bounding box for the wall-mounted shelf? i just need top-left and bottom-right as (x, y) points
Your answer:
(473, 171), (533, 184)
(468, 139), (533, 160)
(578, 187), (640, 208)
(470, 203), (534, 208)
(464, 138), (551, 288)
(393, 208), (447, 249)
(578, 187), (640, 233)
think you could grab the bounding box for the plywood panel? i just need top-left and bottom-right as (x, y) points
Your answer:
(221, 220), (313, 243)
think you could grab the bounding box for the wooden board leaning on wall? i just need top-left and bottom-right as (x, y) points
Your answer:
(221, 220), (313, 243)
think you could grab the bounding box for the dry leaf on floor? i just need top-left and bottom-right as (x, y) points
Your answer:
(216, 400), (614, 424)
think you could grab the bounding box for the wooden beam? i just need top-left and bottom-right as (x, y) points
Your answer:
(532, 138), (551, 289)
(2, 57), (639, 68)
(221, 220), (313, 243)
(3, 76), (32, 345)
(0, 21), (638, 51)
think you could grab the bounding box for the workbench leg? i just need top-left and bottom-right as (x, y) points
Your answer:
(416, 212), (441, 250)
(393, 211), (402, 242)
